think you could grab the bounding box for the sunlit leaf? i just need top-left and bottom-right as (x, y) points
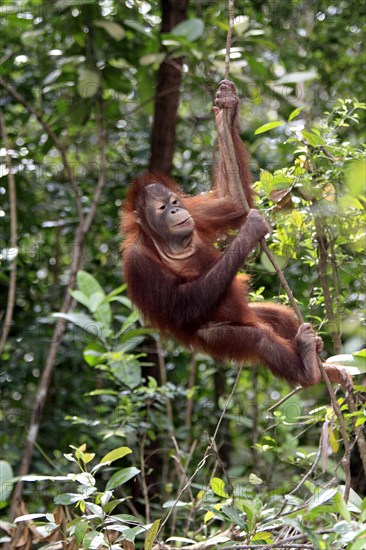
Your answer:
(94, 20), (125, 41)
(210, 477), (230, 498)
(100, 446), (132, 464)
(83, 343), (106, 367)
(288, 107), (305, 121)
(254, 121), (285, 135)
(144, 518), (161, 550)
(345, 160), (366, 196)
(302, 130), (324, 146)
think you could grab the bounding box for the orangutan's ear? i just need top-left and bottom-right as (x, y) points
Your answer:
(133, 210), (141, 225)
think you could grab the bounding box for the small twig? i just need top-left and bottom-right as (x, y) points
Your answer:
(0, 109), (18, 355)
(313, 206), (343, 353)
(140, 433), (151, 524)
(156, 337), (174, 428)
(184, 356), (197, 448)
(267, 386), (302, 413)
(251, 366), (260, 473)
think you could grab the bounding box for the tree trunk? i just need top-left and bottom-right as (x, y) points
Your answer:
(149, 0), (188, 175)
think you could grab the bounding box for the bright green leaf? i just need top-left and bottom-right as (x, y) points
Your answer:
(100, 446), (132, 464)
(83, 343), (106, 367)
(302, 130), (324, 146)
(288, 107), (305, 121)
(255, 121), (285, 135)
(345, 160), (366, 197)
(210, 477), (230, 498)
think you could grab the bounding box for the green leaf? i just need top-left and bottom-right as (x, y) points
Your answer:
(288, 107), (305, 121)
(74, 521), (89, 546)
(249, 473), (263, 485)
(221, 504), (246, 528)
(21, 30), (44, 47)
(83, 343), (106, 367)
(94, 20), (125, 41)
(69, 290), (91, 309)
(110, 358), (142, 389)
(88, 292), (105, 313)
(210, 477), (230, 498)
(76, 271), (111, 327)
(86, 502), (104, 518)
(170, 18), (204, 42)
(77, 271), (104, 298)
(145, 519), (161, 550)
(125, 19), (152, 37)
(260, 251), (286, 273)
(140, 53), (166, 66)
(100, 447), (132, 464)
(77, 69), (100, 98)
(254, 121), (285, 135)
(56, 0), (96, 8)
(302, 130), (324, 146)
(308, 487), (337, 510)
(0, 461), (14, 502)
(52, 312), (102, 337)
(345, 160), (366, 197)
(106, 467), (140, 490)
(276, 70), (317, 84)
(105, 284), (127, 300)
(83, 530), (105, 549)
(15, 513), (47, 523)
(54, 492), (85, 505)
(252, 531), (274, 542)
(334, 491), (351, 521)
(326, 353), (365, 374)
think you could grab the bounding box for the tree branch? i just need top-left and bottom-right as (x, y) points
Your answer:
(8, 90), (108, 521)
(0, 109), (18, 355)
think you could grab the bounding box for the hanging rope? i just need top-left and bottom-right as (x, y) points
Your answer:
(221, 0), (356, 501)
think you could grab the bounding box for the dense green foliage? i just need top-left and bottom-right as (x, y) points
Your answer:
(1, 0), (366, 548)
